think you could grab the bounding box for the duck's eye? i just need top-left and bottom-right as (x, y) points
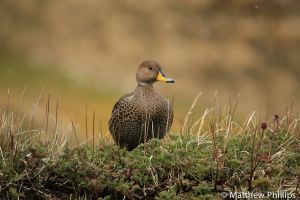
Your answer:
(148, 67), (153, 70)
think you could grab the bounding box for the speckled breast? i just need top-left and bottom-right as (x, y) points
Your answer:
(109, 87), (173, 150)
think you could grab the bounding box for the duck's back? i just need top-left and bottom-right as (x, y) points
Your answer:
(109, 86), (173, 150)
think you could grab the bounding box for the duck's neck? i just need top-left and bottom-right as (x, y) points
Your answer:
(135, 83), (156, 95)
(137, 82), (154, 88)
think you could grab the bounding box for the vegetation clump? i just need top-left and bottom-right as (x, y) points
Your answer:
(0, 105), (300, 199)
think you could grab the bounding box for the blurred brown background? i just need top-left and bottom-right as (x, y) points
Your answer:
(0, 0), (299, 136)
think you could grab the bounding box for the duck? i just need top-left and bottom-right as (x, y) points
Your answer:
(108, 60), (174, 150)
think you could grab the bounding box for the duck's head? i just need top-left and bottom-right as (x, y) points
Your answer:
(136, 60), (175, 86)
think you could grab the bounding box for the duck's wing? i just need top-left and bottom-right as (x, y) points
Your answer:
(108, 92), (134, 135)
(110, 92), (133, 114)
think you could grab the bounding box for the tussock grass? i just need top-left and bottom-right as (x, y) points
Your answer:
(0, 94), (300, 199)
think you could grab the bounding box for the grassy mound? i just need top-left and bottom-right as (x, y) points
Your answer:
(0, 107), (300, 199)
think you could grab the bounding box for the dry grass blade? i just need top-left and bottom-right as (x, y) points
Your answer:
(70, 119), (79, 147)
(30, 87), (45, 129)
(92, 111), (95, 157)
(182, 92), (202, 135)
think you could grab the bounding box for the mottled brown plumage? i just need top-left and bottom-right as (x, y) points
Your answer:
(109, 60), (174, 150)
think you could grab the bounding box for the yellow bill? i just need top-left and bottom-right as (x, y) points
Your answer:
(156, 71), (175, 83)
